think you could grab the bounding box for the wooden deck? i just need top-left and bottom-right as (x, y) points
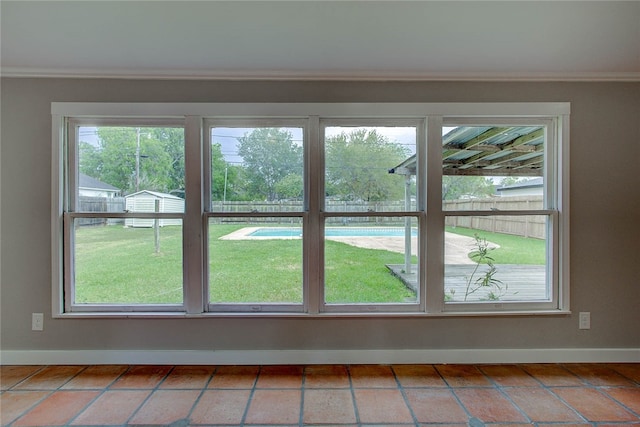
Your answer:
(387, 264), (548, 302)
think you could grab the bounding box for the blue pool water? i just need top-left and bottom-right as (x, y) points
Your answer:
(249, 227), (417, 237)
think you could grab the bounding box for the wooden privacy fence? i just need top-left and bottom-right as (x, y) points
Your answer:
(79, 196), (545, 239)
(77, 196), (125, 226)
(444, 196), (545, 239)
(213, 196), (546, 239)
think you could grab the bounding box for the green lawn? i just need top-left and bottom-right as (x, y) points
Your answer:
(74, 225), (184, 304)
(446, 226), (546, 265)
(75, 224), (414, 305)
(73, 224), (543, 305)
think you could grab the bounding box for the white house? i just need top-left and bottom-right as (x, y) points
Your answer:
(496, 178), (544, 197)
(78, 173), (120, 198)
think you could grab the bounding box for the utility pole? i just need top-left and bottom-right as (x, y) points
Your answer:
(135, 127), (141, 192)
(223, 167), (228, 204)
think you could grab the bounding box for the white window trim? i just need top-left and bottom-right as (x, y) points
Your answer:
(439, 117), (563, 313)
(52, 102), (570, 317)
(63, 118), (187, 313)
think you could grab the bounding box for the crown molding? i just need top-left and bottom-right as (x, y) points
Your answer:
(3, 67), (640, 82)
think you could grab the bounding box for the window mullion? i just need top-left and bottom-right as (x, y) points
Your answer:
(306, 116), (321, 314)
(425, 116), (444, 313)
(184, 116), (204, 314)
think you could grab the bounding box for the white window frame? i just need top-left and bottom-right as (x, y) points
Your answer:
(62, 117), (187, 313)
(52, 102), (570, 317)
(438, 117), (562, 313)
(203, 118), (308, 313)
(318, 118), (427, 314)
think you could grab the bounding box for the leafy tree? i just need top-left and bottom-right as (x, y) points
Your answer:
(79, 127), (183, 195)
(150, 127), (185, 193)
(325, 129), (408, 202)
(498, 176), (524, 187)
(211, 143), (244, 202)
(442, 175), (495, 200)
(275, 174), (304, 200)
(237, 128), (303, 201)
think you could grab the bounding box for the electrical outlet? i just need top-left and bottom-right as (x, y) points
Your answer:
(579, 312), (590, 330)
(32, 313), (44, 331)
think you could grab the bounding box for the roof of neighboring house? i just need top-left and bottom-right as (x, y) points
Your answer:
(497, 177), (544, 192)
(125, 190), (183, 200)
(79, 173), (120, 192)
(389, 126), (545, 177)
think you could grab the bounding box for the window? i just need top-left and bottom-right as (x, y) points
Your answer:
(63, 120), (185, 312)
(321, 122), (423, 312)
(52, 103), (569, 316)
(439, 120), (559, 311)
(205, 121), (306, 312)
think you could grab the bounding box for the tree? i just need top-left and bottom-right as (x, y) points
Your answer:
(150, 127), (185, 193)
(275, 174), (304, 200)
(79, 127), (183, 195)
(498, 176), (524, 187)
(237, 128), (303, 201)
(325, 129), (408, 203)
(442, 175), (495, 200)
(211, 143), (244, 202)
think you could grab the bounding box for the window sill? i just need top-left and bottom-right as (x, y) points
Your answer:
(53, 310), (571, 319)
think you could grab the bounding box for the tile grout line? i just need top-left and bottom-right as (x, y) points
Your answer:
(9, 364), (98, 427)
(478, 365), (537, 425)
(239, 365), (261, 427)
(391, 365), (420, 427)
(525, 364), (592, 425)
(65, 364), (137, 427)
(183, 365), (219, 427)
(299, 366), (306, 427)
(565, 363), (640, 421)
(592, 386), (640, 420)
(3, 389), (55, 426)
(4, 365), (47, 391)
(2, 363), (639, 426)
(346, 364), (363, 427)
(120, 364), (174, 426)
(441, 365), (487, 426)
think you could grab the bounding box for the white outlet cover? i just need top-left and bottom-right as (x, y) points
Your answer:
(32, 313), (44, 331)
(579, 312), (590, 329)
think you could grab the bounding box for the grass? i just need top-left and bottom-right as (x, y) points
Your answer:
(73, 224), (543, 305)
(75, 224), (414, 305)
(74, 225), (183, 304)
(324, 240), (416, 303)
(446, 226), (546, 265)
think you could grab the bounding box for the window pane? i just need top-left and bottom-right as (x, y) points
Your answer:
(444, 215), (548, 303)
(324, 217), (419, 304)
(73, 219), (183, 304)
(325, 126), (417, 212)
(77, 126), (185, 213)
(209, 217), (303, 304)
(210, 127), (304, 212)
(442, 125), (544, 210)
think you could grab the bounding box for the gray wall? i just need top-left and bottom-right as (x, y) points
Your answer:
(1, 78), (639, 353)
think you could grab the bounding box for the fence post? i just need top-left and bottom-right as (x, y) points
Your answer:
(154, 199), (160, 253)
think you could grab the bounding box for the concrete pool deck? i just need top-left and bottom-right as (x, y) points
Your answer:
(219, 227), (486, 265)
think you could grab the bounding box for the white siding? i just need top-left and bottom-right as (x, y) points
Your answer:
(125, 191), (184, 227)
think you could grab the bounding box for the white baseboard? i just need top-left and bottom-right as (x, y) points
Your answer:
(1, 348), (639, 365)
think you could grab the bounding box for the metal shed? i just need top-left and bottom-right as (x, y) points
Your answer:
(124, 190), (184, 227)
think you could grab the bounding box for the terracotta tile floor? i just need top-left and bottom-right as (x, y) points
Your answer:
(1, 363), (639, 426)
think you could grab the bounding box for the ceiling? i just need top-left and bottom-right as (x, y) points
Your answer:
(1, 1), (639, 81)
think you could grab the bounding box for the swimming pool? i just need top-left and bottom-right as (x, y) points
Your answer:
(249, 227), (417, 237)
